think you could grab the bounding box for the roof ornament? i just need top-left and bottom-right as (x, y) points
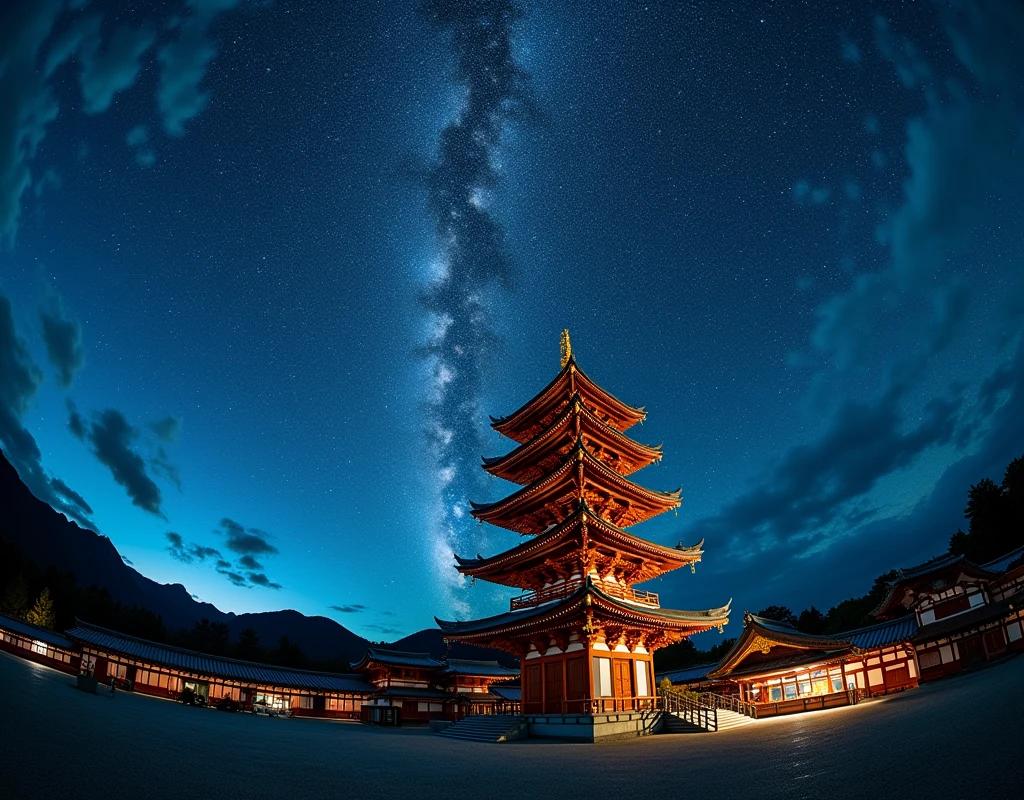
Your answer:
(560, 329), (572, 369)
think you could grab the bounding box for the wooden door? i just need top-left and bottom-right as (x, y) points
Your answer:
(960, 635), (985, 666)
(566, 657), (586, 713)
(525, 664), (542, 714)
(612, 659), (632, 709)
(544, 661), (564, 713)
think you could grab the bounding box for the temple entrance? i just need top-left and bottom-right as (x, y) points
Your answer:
(544, 662), (564, 713)
(613, 659), (632, 709)
(960, 635), (985, 667)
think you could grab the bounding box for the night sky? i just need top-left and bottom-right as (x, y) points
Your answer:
(1, 0), (1022, 643)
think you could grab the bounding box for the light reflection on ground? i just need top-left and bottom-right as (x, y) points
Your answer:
(2, 650), (1020, 799)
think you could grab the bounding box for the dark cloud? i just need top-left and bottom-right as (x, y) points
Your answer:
(0, 293), (94, 529)
(49, 476), (93, 516)
(812, 5), (1024, 374)
(88, 409), (164, 517)
(67, 399), (85, 440)
(329, 604), (367, 614)
(157, 1), (242, 137)
(0, 1), (62, 245)
(221, 570), (247, 587)
(149, 415), (181, 443)
(39, 292), (84, 388)
(675, 340), (1024, 621)
(363, 624), (403, 637)
(217, 518), (279, 557)
(79, 23), (155, 114)
(121, 555), (134, 566)
(238, 554), (263, 571)
(417, 0), (533, 612)
(684, 381), (964, 560)
(247, 572), (282, 590)
(151, 446), (182, 491)
(166, 531), (223, 563)
(215, 559), (231, 570)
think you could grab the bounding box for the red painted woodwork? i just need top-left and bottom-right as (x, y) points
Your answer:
(932, 594), (972, 620)
(525, 664), (542, 714)
(544, 662), (564, 713)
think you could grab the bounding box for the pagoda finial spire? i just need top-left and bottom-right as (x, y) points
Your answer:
(560, 329), (572, 369)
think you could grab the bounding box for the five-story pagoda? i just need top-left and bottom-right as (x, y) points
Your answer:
(436, 332), (730, 732)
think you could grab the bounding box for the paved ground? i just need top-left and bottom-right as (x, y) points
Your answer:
(1, 650), (1020, 799)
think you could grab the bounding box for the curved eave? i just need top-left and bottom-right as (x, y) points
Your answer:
(436, 581), (730, 640)
(482, 399), (663, 484)
(470, 445), (681, 533)
(455, 503), (702, 584)
(706, 617), (857, 680)
(490, 357), (646, 441)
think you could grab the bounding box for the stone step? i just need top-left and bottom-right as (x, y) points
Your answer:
(435, 715), (524, 743)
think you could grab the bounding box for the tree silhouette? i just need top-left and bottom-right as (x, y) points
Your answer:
(235, 627), (263, 661)
(2, 574), (30, 620)
(755, 606), (797, 625)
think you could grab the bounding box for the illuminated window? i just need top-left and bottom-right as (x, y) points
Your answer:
(592, 657), (613, 697)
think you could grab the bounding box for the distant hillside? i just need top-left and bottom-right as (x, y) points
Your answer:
(0, 451), (510, 667)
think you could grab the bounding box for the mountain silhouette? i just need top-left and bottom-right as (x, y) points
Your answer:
(0, 450), (512, 666)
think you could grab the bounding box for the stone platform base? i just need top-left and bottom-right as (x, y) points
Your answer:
(524, 710), (663, 742)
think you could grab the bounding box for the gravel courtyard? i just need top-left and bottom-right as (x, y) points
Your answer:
(1, 650), (1019, 800)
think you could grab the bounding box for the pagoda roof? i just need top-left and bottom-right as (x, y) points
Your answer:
(490, 357), (646, 444)
(435, 578), (730, 641)
(351, 648), (443, 671)
(482, 397), (662, 484)
(872, 552), (1002, 618)
(455, 500), (702, 587)
(470, 442), (681, 534)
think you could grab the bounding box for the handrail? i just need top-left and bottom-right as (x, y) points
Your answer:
(698, 691), (758, 718)
(659, 689), (717, 731)
(510, 579), (659, 611)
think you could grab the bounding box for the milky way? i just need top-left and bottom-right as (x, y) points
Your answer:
(417, 0), (532, 613)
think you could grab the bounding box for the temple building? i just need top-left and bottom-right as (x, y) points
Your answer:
(436, 331), (731, 740)
(873, 545), (1024, 680)
(660, 545), (1024, 719)
(352, 647), (519, 723)
(693, 612), (919, 717)
(0, 614), (518, 725)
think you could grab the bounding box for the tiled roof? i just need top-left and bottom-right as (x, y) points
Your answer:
(436, 579), (730, 636)
(66, 620), (374, 693)
(490, 685), (521, 701)
(981, 544), (1024, 573)
(838, 615), (918, 650)
(373, 686), (451, 700)
(441, 658), (519, 678)
(912, 597), (1015, 644)
(728, 650), (851, 678)
(0, 612), (77, 651)
(655, 662), (718, 684)
(356, 648), (443, 669)
(896, 552), (965, 580)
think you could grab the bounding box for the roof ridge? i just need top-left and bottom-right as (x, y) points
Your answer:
(69, 618), (362, 678)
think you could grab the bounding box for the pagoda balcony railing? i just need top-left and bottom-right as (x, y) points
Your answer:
(510, 579), (659, 612)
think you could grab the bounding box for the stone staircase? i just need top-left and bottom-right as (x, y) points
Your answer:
(715, 708), (754, 731)
(661, 707), (754, 734)
(434, 715), (527, 743)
